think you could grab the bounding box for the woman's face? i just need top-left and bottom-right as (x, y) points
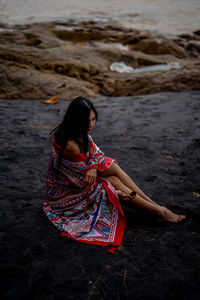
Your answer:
(87, 110), (96, 134)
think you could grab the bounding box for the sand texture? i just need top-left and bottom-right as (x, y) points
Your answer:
(0, 91), (200, 299)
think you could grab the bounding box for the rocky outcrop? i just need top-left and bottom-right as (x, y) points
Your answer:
(0, 21), (199, 100)
(131, 38), (186, 58)
(91, 63), (200, 96)
(0, 63), (99, 99)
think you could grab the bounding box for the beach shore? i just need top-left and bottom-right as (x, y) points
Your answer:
(0, 91), (200, 299)
(1, 0), (200, 35)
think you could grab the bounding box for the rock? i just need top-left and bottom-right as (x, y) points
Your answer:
(194, 30), (200, 36)
(93, 44), (178, 68)
(0, 63), (99, 100)
(0, 21), (199, 100)
(24, 33), (42, 47)
(117, 31), (151, 45)
(53, 21), (152, 47)
(53, 22), (127, 43)
(132, 51), (176, 67)
(0, 45), (102, 79)
(186, 41), (200, 57)
(91, 63), (200, 96)
(178, 33), (200, 41)
(132, 38), (186, 58)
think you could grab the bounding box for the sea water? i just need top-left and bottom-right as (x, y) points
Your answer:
(0, 0), (200, 35)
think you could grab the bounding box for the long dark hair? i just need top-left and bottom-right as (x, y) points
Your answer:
(51, 96), (98, 175)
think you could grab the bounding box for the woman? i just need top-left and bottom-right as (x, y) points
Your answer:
(43, 96), (185, 253)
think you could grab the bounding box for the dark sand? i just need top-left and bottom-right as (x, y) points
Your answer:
(0, 91), (200, 300)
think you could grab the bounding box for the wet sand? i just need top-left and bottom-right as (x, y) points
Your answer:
(0, 91), (200, 299)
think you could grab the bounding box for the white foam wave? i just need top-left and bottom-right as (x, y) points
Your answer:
(110, 61), (180, 73)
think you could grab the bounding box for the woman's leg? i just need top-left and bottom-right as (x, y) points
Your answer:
(100, 162), (159, 206)
(105, 175), (185, 223)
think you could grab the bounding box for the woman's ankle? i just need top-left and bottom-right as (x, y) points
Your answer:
(152, 205), (165, 217)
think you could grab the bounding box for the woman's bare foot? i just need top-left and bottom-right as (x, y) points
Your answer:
(157, 207), (186, 223)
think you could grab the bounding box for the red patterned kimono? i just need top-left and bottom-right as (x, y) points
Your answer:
(43, 136), (125, 252)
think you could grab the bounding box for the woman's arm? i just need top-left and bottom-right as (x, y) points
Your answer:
(65, 140), (80, 153)
(84, 138), (113, 186)
(65, 140), (97, 185)
(84, 168), (97, 185)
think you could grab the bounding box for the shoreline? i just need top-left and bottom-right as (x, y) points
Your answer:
(0, 17), (198, 38)
(1, 0), (200, 37)
(1, 17), (200, 42)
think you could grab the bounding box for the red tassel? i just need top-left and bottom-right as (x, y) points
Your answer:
(108, 247), (117, 254)
(60, 232), (67, 238)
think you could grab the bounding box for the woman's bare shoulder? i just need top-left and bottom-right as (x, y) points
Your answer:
(65, 140), (80, 154)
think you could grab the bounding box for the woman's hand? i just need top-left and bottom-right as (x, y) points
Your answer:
(84, 168), (97, 185)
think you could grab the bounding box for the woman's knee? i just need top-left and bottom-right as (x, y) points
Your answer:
(98, 162), (119, 177)
(107, 162), (121, 176)
(104, 175), (120, 186)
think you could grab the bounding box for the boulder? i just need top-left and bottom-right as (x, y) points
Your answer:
(132, 38), (186, 58)
(194, 30), (200, 36)
(179, 32), (200, 41)
(186, 41), (200, 57)
(0, 63), (99, 100)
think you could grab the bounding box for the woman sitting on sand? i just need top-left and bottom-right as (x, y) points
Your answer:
(43, 96), (185, 252)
